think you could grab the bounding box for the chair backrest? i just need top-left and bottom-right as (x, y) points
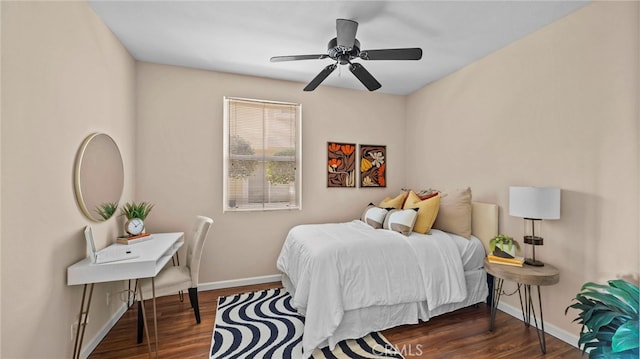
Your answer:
(186, 216), (213, 287)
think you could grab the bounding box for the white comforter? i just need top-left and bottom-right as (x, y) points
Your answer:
(276, 220), (467, 358)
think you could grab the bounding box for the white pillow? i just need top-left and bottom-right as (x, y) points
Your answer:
(383, 209), (418, 236)
(361, 204), (389, 229)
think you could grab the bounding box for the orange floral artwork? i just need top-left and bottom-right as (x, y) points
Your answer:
(360, 145), (386, 187)
(327, 142), (356, 187)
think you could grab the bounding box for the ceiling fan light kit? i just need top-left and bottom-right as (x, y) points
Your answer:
(271, 19), (423, 92)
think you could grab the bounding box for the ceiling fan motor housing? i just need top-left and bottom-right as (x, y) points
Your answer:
(328, 37), (360, 64)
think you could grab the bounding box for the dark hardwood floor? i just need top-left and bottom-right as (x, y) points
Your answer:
(88, 282), (583, 358)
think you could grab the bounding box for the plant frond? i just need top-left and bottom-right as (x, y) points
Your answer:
(612, 320), (640, 353)
(569, 280), (639, 358)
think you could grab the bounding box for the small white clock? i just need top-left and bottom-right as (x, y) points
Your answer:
(125, 218), (145, 236)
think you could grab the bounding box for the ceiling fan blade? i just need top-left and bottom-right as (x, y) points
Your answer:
(359, 48), (423, 61)
(270, 54), (329, 62)
(336, 19), (358, 49)
(304, 64), (337, 91)
(349, 63), (381, 91)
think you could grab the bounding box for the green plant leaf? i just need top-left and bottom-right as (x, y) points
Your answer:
(120, 201), (154, 220)
(579, 331), (598, 346)
(568, 280), (639, 356)
(581, 282), (639, 315)
(582, 303), (618, 324)
(585, 342), (608, 358)
(568, 296), (597, 311)
(612, 321), (640, 353)
(595, 330), (615, 343)
(587, 344), (639, 359)
(610, 279), (640, 295)
(95, 202), (118, 220)
(610, 280), (640, 308)
(588, 346), (612, 359)
(618, 352), (640, 359)
(580, 290), (637, 318)
(587, 311), (620, 333)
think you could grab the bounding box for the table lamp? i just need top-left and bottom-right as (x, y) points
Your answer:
(509, 186), (561, 266)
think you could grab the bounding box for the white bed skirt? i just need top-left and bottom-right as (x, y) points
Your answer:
(282, 269), (488, 352)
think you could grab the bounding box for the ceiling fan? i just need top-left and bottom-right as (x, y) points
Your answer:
(270, 19), (423, 92)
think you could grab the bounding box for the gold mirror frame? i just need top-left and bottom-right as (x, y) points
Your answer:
(74, 133), (124, 222)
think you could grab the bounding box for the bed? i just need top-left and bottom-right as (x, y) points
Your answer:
(276, 201), (498, 358)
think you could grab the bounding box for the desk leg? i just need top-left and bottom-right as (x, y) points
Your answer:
(72, 283), (94, 359)
(152, 278), (159, 359)
(489, 277), (504, 331)
(517, 284), (547, 354)
(136, 280), (153, 359)
(135, 280), (160, 359)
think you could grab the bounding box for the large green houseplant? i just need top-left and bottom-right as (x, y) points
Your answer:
(566, 279), (639, 358)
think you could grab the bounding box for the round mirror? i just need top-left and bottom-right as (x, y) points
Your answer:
(74, 133), (124, 222)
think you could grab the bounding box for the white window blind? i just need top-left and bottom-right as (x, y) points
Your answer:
(223, 97), (302, 211)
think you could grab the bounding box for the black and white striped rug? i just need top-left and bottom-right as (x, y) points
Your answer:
(210, 288), (404, 359)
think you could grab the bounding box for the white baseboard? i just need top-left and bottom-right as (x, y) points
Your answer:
(80, 302), (129, 359)
(198, 274), (283, 291)
(497, 301), (579, 349)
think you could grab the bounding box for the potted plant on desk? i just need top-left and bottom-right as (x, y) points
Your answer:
(120, 201), (154, 237)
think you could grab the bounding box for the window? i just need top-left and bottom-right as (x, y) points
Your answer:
(223, 97), (302, 211)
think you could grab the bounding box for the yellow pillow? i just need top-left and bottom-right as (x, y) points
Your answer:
(378, 192), (407, 209)
(404, 191), (440, 234)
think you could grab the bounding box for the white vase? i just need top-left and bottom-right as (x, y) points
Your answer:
(496, 243), (517, 257)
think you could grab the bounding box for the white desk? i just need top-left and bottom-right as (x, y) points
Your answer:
(67, 232), (184, 359)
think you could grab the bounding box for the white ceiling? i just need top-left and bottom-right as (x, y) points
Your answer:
(88, 1), (588, 96)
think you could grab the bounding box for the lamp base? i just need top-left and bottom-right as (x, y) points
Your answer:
(524, 235), (544, 245)
(525, 258), (545, 267)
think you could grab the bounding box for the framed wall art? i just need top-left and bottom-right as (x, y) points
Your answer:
(360, 144), (386, 187)
(327, 142), (356, 187)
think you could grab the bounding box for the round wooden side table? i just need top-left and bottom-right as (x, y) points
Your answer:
(484, 258), (560, 354)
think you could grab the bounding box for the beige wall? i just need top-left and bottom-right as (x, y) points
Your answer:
(1, 2), (136, 358)
(135, 62), (406, 282)
(1, 1), (638, 357)
(405, 1), (639, 337)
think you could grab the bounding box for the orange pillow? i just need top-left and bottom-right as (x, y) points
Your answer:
(403, 191), (440, 234)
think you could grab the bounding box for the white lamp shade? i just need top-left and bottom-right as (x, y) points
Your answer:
(509, 186), (561, 220)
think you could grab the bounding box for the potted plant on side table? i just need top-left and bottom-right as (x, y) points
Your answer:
(489, 234), (521, 258)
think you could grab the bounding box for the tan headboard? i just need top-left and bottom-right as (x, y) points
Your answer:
(471, 202), (499, 255)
